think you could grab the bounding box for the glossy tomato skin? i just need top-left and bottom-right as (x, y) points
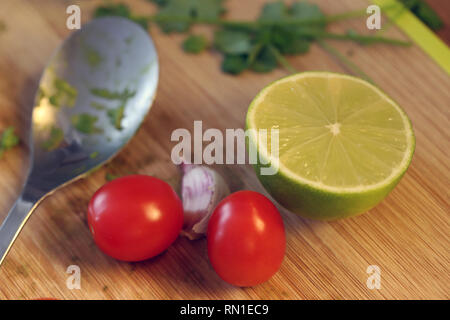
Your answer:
(87, 175), (183, 262)
(207, 190), (285, 287)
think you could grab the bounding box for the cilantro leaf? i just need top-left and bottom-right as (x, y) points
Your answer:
(259, 2), (287, 21)
(90, 151), (99, 159)
(270, 26), (310, 54)
(0, 127), (19, 158)
(250, 46), (278, 73)
(107, 105), (125, 130)
(156, 0), (225, 33)
(195, 0), (226, 19)
(156, 0), (191, 33)
(183, 34), (208, 53)
(41, 126), (64, 151)
(255, 1), (325, 58)
(90, 88), (136, 101)
(93, 0), (411, 75)
(49, 78), (77, 108)
(93, 3), (148, 29)
(148, 0), (169, 7)
(214, 30), (252, 55)
(94, 3), (130, 17)
(54, 78), (77, 106)
(90, 101), (107, 110)
(105, 173), (119, 181)
(291, 2), (325, 22)
(71, 114), (100, 134)
(217, 1), (321, 74)
(290, 2), (326, 36)
(221, 55), (248, 75)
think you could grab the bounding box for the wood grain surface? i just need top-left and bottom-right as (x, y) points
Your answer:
(0, 0), (448, 300)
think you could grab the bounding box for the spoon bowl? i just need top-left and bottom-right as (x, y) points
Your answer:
(0, 17), (159, 265)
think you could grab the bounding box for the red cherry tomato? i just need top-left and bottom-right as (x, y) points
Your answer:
(207, 190), (285, 287)
(87, 175), (183, 262)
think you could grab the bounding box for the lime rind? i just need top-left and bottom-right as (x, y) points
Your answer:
(246, 72), (415, 219)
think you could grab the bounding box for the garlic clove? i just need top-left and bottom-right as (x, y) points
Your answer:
(179, 162), (230, 240)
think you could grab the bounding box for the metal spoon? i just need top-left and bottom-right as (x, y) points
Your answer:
(0, 17), (159, 265)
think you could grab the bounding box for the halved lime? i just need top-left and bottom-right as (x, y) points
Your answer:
(246, 72), (415, 220)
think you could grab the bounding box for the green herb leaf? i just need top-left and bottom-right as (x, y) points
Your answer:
(54, 79), (77, 102)
(156, 0), (225, 33)
(90, 88), (136, 101)
(83, 46), (103, 68)
(94, 3), (131, 17)
(41, 126), (64, 151)
(250, 46), (278, 73)
(256, 2), (324, 58)
(90, 151), (99, 159)
(214, 30), (252, 55)
(148, 0), (170, 7)
(259, 2), (287, 21)
(105, 173), (119, 181)
(107, 105), (125, 130)
(291, 2), (325, 23)
(90, 101), (107, 110)
(0, 127), (19, 158)
(49, 78), (77, 108)
(71, 114), (100, 134)
(270, 27), (310, 54)
(93, 0), (413, 75)
(183, 34), (208, 53)
(221, 55), (248, 75)
(93, 3), (148, 29)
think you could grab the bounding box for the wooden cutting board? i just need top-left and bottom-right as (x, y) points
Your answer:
(0, 0), (448, 300)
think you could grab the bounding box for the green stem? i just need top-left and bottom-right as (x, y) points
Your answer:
(318, 40), (374, 83)
(269, 46), (297, 74)
(144, 4), (399, 29)
(147, 14), (410, 47)
(247, 43), (264, 66)
(299, 30), (411, 46)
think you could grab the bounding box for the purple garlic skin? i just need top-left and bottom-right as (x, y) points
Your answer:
(180, 162), (230, 240)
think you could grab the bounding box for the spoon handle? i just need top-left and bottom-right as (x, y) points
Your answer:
(0, 185), (46, 266)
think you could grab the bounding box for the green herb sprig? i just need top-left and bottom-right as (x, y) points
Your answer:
(0, 127), (19, 158)
(94, 0), (412, 75)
